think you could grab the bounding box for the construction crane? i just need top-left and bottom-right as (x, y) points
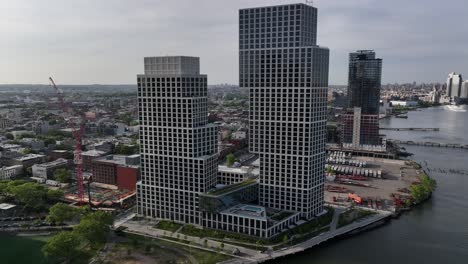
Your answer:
(49, 77), (85, 204)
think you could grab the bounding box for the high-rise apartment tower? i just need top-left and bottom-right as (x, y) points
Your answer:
(136, 56), (218, 225)
(239, 3), (329, 219)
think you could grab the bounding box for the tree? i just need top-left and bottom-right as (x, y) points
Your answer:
(114, 144), (138, 155)
(47, 189), (64, 202)
(225, 132), (233, 141)
(42, 231), (82, 264)
(54, 168), (71, 183)
(226, 153), (235, 167)
(74, 211), (113, 247)
(9, 182), (47, 210)
(44, 138), (56, 146)
(21, 148), (33, 155)
(5, 133), (14, 140)
(410, 174), (437, 203)
(47, 203), (79, 224)
(145, 244), (152, 253)
(420, 174), (437, 192)
(119, 112), (134, 126)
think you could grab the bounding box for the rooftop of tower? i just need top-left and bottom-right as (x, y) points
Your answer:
(239, 3), (314, 11)
(143, 56), (200, 75)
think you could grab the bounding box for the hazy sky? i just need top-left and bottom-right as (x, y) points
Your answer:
(1, 0), (467, 85)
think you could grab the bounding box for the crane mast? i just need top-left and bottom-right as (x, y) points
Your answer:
(49, 77), (85, 204)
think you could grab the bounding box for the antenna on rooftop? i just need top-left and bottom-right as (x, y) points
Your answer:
(306, 0), (313, 6)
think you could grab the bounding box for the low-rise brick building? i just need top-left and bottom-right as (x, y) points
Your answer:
(92, 154), (140, 188)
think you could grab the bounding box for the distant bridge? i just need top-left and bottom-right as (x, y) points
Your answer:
(388, 139), (468, 149)
(380, 127), (440, 132)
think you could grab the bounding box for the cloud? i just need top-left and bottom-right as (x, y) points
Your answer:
(0, 0), (467, 84)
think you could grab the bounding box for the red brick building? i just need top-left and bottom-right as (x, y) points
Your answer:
(82, 150), (106, 172)
(117, 166), (139, 191)
(342, 110), (380, 146)
(92, 155), (140, 188)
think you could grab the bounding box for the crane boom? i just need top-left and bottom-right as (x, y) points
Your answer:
(49, 77), (85, 203)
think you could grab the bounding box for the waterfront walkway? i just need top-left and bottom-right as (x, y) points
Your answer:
(256, 210), (391, 262)
(380, 127), (439, 131)
(120, 207), (392, 264)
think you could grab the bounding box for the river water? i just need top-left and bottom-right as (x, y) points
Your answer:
(277, 106), (468, 264)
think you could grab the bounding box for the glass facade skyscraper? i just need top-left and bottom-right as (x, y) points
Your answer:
(344, 50), (382, 146)
(240, 3), (329, 219)
(447, 72), (463, 99)
(347, 50), (382, 115)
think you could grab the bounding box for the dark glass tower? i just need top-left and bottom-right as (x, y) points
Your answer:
(343, 50), (382, 146)
(239, 3), (329, 219)
(347, 50), (382, 115)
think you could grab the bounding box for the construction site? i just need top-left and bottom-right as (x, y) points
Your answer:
(49, 78), (136, 212)
(63, 183), (135, 210)
(324, 151), (422, 211)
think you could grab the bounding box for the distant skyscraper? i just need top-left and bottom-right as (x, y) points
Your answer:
(343, 50), (382, 146)
(447, 72), (463, 99)
(347, 50), (382, 115)
(462, 81), (468, 100)
(136, 56), (218, 225)
(240, 3), (329, 219)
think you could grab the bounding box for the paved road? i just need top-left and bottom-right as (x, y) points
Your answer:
(113, 212), (136, 228)
(329, 207), (344, 231)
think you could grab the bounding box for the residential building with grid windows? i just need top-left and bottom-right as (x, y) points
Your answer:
(239, 3), (329, 219)
(136, 56), (218, 226)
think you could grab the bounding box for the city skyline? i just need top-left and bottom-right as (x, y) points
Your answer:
(1, 0), (467, 85)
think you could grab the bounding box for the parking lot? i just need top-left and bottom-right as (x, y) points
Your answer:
(325, 155), (421, 210)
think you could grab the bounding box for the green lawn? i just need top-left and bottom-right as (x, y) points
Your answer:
(0, 235), (57, 264)
(154, 220), (183, 232)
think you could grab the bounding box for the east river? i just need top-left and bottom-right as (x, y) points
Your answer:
(275, 105), (468, 264)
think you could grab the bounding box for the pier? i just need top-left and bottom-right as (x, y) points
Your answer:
(380, 127), (439, 132)
(389, 139), (468, 149)
(326, 145), (397, 159)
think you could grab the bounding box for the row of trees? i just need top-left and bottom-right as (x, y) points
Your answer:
(114, 144), (139, 155)
(42, 208), (113, 263)
(0, 180), (63, 211)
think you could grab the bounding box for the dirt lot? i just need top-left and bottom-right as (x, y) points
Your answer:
(325, 156), (422, 210)
(99, 233), (230, 264)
